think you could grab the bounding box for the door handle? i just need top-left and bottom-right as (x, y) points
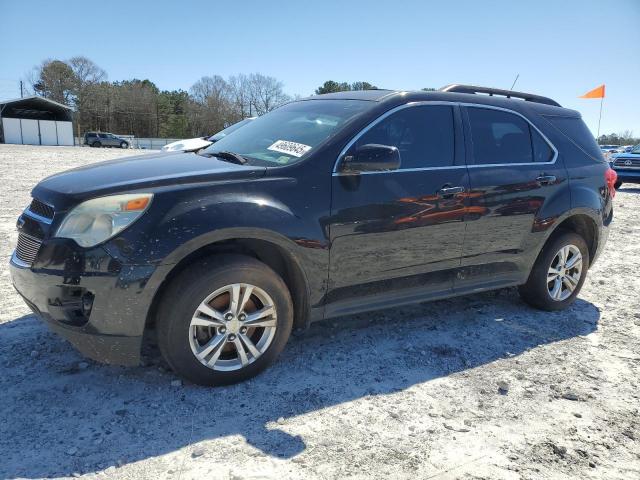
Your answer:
(437, 186), (465, 197)
(536, 175), (556, 186)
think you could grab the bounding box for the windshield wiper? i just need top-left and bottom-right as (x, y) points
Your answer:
(203, 150), (247, 165)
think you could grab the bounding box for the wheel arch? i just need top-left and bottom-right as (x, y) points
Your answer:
(545, 209), (600, 264)
(145, 228), (312, 333)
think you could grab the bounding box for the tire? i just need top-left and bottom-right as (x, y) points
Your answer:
(518, 231), (589, 311)
(614, 180), (622, 189)
(120, 141), (128, 149)
(156, 255), (293, 386)
(92, 141), (101, 148)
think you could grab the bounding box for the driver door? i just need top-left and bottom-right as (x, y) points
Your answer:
(326, 103), (469, 312)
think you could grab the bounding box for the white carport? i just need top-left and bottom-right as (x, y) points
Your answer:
(0, 96), (74, 146)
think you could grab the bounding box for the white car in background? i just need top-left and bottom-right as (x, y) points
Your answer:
(161, 118), (255, 152)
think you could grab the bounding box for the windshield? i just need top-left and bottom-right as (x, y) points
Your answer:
(631, 144), (640, 154)
(208, 118), (254, 142)
(201, 100), (372, 166)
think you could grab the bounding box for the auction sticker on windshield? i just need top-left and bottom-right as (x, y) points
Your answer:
(267, 140), (312, 158)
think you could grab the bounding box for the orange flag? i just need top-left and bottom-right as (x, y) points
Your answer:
(580, 84), (605, 99)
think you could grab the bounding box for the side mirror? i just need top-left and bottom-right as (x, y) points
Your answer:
(340, 144), (401, 174)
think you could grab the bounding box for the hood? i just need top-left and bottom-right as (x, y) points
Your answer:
(612, 152), (640, 159)
(33, 151), (266, 209)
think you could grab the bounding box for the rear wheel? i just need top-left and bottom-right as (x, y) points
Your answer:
(157, 256), (293, 386)
(91, 141), (101, 148)
(519, 232), (589, 311)
(614, 180), (622, 189)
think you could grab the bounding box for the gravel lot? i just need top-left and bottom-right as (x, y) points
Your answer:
(0, 144), (638, 480)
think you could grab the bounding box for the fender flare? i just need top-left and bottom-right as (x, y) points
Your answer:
(143, 227), (313, 328)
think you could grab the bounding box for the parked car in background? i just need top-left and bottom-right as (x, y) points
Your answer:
(11, 85), (615, 386)
(161, 118), (256, 152)
(610, 143), (640, 188)
(84, 132), (129, 148)
(599, 144), (620, 160)
(160, 136), (212, 153)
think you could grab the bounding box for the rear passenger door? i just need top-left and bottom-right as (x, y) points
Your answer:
(457, 105), (568, 289)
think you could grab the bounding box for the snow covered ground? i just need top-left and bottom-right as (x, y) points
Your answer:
(0, 145), (638, 479)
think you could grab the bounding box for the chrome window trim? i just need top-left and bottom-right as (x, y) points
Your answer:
(332, 101), (559, 176)
(332, 101), (457, 175)
(23, 208), (53, 225)
(461, 103), (558, 168)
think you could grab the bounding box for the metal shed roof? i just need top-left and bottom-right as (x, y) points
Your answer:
(0, 96), (73, 121)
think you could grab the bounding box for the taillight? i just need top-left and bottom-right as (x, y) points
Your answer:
(605, 167), (617, 198)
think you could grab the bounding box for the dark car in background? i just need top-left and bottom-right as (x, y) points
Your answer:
(84, 132), (129, 148)
(11, 85), (615, 386)
(610, 143), (640, 188)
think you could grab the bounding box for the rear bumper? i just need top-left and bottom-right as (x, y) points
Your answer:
(9, 250), (158, 366)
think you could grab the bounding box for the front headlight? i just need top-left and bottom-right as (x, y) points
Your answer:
(56, 193), (153, 247)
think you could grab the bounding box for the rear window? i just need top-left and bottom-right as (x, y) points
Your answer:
(467, 107), (533, 164)
(542, 115), (605, 162)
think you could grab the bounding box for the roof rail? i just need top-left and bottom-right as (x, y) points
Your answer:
(439, 84), (561, 107)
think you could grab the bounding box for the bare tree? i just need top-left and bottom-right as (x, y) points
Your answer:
(68, 56), (107, 87)
(68, 57), (107, 135)
(228, 74), (252, 119)
(248, 73), (290, 116)
(189, 76), (234, 135)
(26, 55), (296, 139)
(190, 76), (229, 105)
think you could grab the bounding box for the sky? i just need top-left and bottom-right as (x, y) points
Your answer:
(1, 0), (639, 137)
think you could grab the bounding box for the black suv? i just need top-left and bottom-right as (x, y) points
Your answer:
(84, 131), (129, 148)
(10, 85), (615, 386)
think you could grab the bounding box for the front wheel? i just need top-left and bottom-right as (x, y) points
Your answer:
(157, 256), (293, 386)
(519, 232), (589, 311)
(120, 141), (128, 149)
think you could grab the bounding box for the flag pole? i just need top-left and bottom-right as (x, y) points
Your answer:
(597, 95), (604, 139)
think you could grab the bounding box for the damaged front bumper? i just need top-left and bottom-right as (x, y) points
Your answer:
(9, 242), (158, 366)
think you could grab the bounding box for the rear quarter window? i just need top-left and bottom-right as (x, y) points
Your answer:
(542, 115), (605, 162)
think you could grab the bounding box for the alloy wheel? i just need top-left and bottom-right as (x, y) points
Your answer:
(188, 283), (277, 371)
(547, 244), (583, 301)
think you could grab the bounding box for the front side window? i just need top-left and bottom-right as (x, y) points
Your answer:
(353, 105), (455, 169)
(201, 100), (371, 166)
(467, 107), (534, 165)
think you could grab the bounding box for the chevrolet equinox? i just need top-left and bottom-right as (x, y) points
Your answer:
(10, 85), (616, 386)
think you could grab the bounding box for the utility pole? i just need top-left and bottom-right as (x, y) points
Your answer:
(20, 80), (24, 98)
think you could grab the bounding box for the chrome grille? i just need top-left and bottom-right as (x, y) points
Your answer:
(28, 198), (55, 220)
(15, 233), (42, 266)
(614, 157), (640, 169)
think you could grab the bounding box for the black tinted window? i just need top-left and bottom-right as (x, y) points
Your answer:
(355, 105), (455, 169)
(532, 128), (554, 162)
(467, 108), (533, 164)
(543, 115), (604, 162)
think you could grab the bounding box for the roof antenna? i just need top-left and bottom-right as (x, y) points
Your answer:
(510, 74), (520, 91)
